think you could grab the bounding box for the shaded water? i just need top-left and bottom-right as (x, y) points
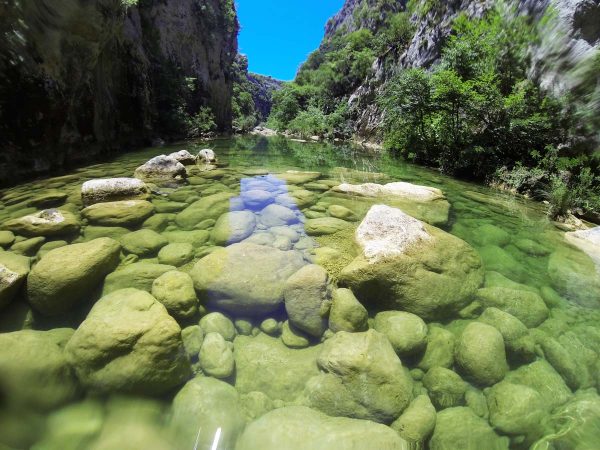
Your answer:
(0, 135), (599, 449)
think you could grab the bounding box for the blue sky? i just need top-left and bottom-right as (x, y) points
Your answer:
(236, 0), (345, 81)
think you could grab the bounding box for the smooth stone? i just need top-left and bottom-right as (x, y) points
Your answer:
(102, 262), (176, 295)
(475, 287), (549, 328)
(151, 271), (198, 322)
(0, 252), (30, 309)
(513, 238), (550, 256)
(269, 225), (300, 242)
(168, 149), (196, 165)
(478, 245), (526, 282)
(65, 288), (191, 394)
(211, 211), (256, 246)
(281, 320), (311, 348)
(157, 243), (194, 267)
(547, 250), (600, 308)
(175, 192), (235, 230)
(374, 311), (428, 356)
(121, 229), (168, 256)
(152, 199), (187, 213)
(82, 225), (130, 241)
(162, 229), (210, 247)
(328, 288), (369, 333)
(37, 240), (68, 259)
(198, 332), (235, 378)
(455, 322), (508, 386)
(9, 236), (45, 256)
(199, 312), (237, 341)
(181, 325), (204, 360)
(417, 326), (456, 371)
(196, 148), (216, 162)
(305, 217), (351, 236)
(82, 200), (155, 226)
(27, 238), (121, 316)
(191, 243), (305, 316)
(241, 189), (274, 209)
(134, 155), (187, 181)
(260, 204), (299, 227)
(0, 230), (15, 248)
(4, 209), (80, 237)
(234, 319), (254, 336)
(422, 367), (467, 409)
(328, 204), (358, 221)
(478, 307), (535, 363)
(472, 224), (511, 247)
(259, 318), (280, 335)
(276, 170), (321, 184)
(390, 395), (437, 444)
(81, 178), (150, 205)
(27, 191), (68, 208)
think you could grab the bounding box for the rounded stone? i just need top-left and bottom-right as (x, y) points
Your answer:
(211, 211), (256, 246)
(198, 332), (235, 378)
(390, 394), (437, 444)
(374, 311), (428, 356)
(417, 326), (456, 371)
(259, 204), (299, 227)
(81, 200), (155, 226)
(4, 209), (80, 237)
(328, 288), (369, 333)
(281, 320), (310, 349)
(157, 243), (194, 267)
(121, 229), (168, 256)
(199, 312), (237, 341)
(422, 367), (467, 409)
(260, 318), (280, 335)
(151, 271), (198, 322)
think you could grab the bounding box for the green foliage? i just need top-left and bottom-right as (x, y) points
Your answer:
(185, 106), (217, 138)
(121, 0), (138, 8)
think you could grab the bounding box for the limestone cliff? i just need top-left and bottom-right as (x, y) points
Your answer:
(0, 0), (238, 186)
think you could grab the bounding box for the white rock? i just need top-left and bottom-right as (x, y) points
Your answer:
(134, 155), (187, 180)
(565, 226), (600, 267)
(197, 148), (216, 163)
(337, 182), (443, 202)
(251, 126), (278, 137)
(81, 178), (150, 205)
(168, 150), (196, 165)
(356, 205), (431, 263)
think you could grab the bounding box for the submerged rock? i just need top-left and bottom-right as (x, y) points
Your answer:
(211, 210), (256, 245)
(417, 326), (456, 371)
(81, 178), (150, 205)
(0, 252), (30, 310)
(151, 271), (198, 322)
(477, 307), (535, 363)
(167, 150), (196, 165)
(328, 288), (369, 333)
(82, 200), (155, 226)
(340, 205), (484, 321)
(305, 329), (413, 423)
(197, 148), (216, 163)
(191, 243), (305, 316)
(157, 242), (194, 267)
(121, 229), (168, 256)
(102, 262), (176, 295)
(199, 312), (237, 341)
(27, 238), (121, 316)
(475, 287), (549, 328)
(175, 192), (235, 229)
(65, 288), (191, 394)
(0, 230), (15, 248)
(565, 226), (600, 266)
(134, 155), (187, 181)
(422, 367), (467, 409)
(236, 406), (409, 450)
(390, 395), (437, 444)
(4, 209), (80, 237)
(198, 332), (235, 378)
(374, 311), (428, 356)
(547, 250), (600, 308)
(305, 217), (352, 235)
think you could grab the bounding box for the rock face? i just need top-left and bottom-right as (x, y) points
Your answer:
(65, 288), (191, 394)
(0, 252), (30, 310)
(81, 178), (150, 205)
(236, 406), (410, 450)
(0, 0), (238, 187)
(4, 209), (80, 237)
(340, 205), (484, 321)
(306, 329), (413, 423)
(27, 238), (121, 315)
(190, 243), (305, 316)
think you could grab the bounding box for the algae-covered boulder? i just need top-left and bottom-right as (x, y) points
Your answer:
(477, 307), (535, 363)
(417, 326), (456, 371)
(472, 224), (511, 247)
(121, 229), (168, 256)
(82, 200), (155, 226)
(547, 250), (600, 308)
(236, 406), (409, 450)
(306, 329), (413, 423)
(390, 395), (436, 444)
(284, 264), (331, 337)
(102, 262), (176, 294)
(134, 155), (187, 181)
(429, 407), (509, 450)
(475, 287), (549, 328)
(537, 334), (582, 390)
(259, 204), (299, 227)
(169, 377), (245, 450)
(305, 217), (352, 236)
(157, 243), (194, 267)
(0, 230), (15, 248)
(374, 311), (428, 356)
(234, 333), (321, 402)
(191, 243), (305, 316)
(340, 205), (483, 321)
(211, 211), (256, 245)
(81, 178), (150, 205)
(4, 209), (80, 237)
(198, 332), (235, 379)
(0, 252), (30, 309)
(65, 288), (191, 394)
(455, 322), (508, 386)
(328, 204), (358, 221)
(328, 288), (368, 333)
(423, 367), (467, 409)
(199, 312), (237, 341)
(0, 328), (79, 411)
(151, 271), (198, 322)
(175, 192), (235, 230)
(27, 238), (121, 315)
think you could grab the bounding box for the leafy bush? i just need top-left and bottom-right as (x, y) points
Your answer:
(185, 106), (217, 138)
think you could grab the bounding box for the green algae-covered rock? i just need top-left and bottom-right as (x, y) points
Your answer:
(477, 307), (535, 363)
(151, 271), (198, 322)
(102, 262), (176, 295)
(537, 335), (582, 390)
(142, 213), (172, 232)
(417, 326), (456, 371)
(65, 288), (191, 395)
(276, 170), (322, 184)
(162, 229), (210, 247)
(374, 311), (428, 356)
(9, 236), (45, 256)
(27, 238), (121, 316)
(4, 209), (80, 237)
(513, 238), (550, 256)
(284, 264), (331, 337)
(211, 210), (256, 245)
(121, 229), (168, 256)
(190, 243), (305, 316)
(306, 329), (413, 423)
(27, 191), (68, 208)
(475, 287), (549, 328)
(486, 381), (546, 441)
(455, 322), (508, 386)
(472, 224), (511, 247)
(175, 192), (235, 230)
(547, 250), (600, 308)
(82, 225), (130, 242)
(169, 377), (245, 450)
(339, 206), (484, 321)
(0, 230), (15, 248)
(198, 332), (235, 378)
(390, 394), (436, 444)
(240, 391), (275, 422)
(199, 312), (237, 341)
(0, 252), (30, 309)
(328, 205), (358, 221)
(37, 240), (68, 259)
(0, 328), (79, 411)
(305, 217), (352, 236)
(423, 367), (467, 409)
(81, 200), (155, 226)
(281, 320), (311, 348)
(328, 288), (368, 333)
(157, 242), (194, 267)
(478, 245), (526, 282)
(429, 407), (509, 450)
(234, 333), (321, 402)
(236, 406), (409, 450)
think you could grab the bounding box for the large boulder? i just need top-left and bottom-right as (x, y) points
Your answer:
(236, 406), (409, 450)
(175, 192), (235, 230)
(284, 264), (331, 337)
(455, 322), (508, 386)
(134, 155), (187, 181)
(0, 328), (79, 411)
(81, 178), (150, 205)
(475, 287), (549, 328)
(81, 200), (155, 226)
(211, 211), (256, 246)
(328, 288), (369, 333)
(374, 311), (428, 356)
(233, 333), (321, 402)
(339, 205), (484, 321)
(169, 377), (245, 450)
(547, 250), (600, 308)
(65, 288), (191, 394)
(305, 329), (413, 423)
(27, 238), (121, 316)
(4, 209), (80, 237)
(191, 243), (305, 316)
(0, 252), (30, 309)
